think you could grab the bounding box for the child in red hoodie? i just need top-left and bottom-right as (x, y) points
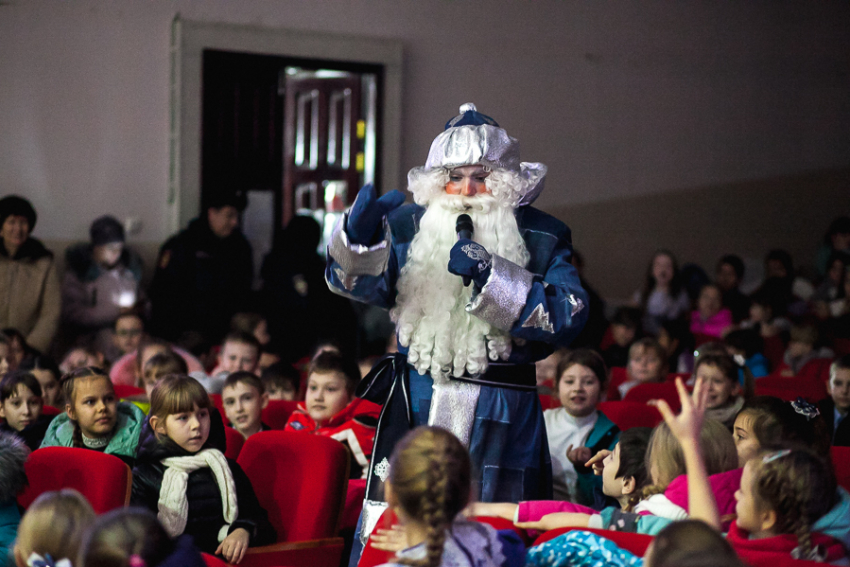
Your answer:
(285, 350), (379, 478)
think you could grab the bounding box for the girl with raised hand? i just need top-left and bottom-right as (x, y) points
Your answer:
(656, 377), (848, 563)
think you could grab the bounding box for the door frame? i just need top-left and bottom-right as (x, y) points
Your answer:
(169, 15), (403, 232)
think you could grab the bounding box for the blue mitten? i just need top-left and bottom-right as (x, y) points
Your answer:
(346, 184), (406, 246)
(448, 239), (492, 288)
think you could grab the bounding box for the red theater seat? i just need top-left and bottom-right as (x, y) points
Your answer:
(832, 446), (850, 494)
(623, 382), (682, 412)
(237, 431), (349, 567)
(606, 367), (629, 401)
(598, 401), (663, 430)
(113, 384), (145, 399)
(754, 376), (827, 402)
(261, 399), (299, 430)
(223, 425), (245, 460)
(18, 447), (131, 513)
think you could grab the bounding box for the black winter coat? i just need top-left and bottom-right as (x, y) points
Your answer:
(130, 410), (275, 554)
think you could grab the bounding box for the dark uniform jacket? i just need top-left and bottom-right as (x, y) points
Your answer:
(149, 218), (253, 343)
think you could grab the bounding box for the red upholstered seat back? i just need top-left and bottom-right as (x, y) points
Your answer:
(832, 446), (850, 494)
(532, 527), (654, 556)
(17, 447), (131, 513)
(598, 401), (663, 430)
(754, 376), (827, 402)
(237, 431), (349, 542)
(201, 553), (228, 567)
(262, 399), (299, 430)
(41, 405), (61, 417)
(113, 384), (145, 399)
(623, 382), (682, 412)
(223, 425), (245, 459)
(606, 367), (629, 401)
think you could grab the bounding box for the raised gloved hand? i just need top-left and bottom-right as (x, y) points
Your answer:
(346, 184), (406, 246)
(448, 239), (492, 288)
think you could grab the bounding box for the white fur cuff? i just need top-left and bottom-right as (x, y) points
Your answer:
(327, 213), (391, 277)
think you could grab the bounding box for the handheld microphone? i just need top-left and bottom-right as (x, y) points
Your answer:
(456, 214), (474, 286)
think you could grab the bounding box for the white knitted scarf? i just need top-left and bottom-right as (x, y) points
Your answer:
(158, 448), (238, 542)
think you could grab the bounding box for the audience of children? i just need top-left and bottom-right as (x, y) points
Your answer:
(59, 346), (105, 375)
(131, 374), (275, 563)
(78, 508), (206, 567)
(0, 371), (52, 451)
(0, 432), (28, 567)
(657, 376), (849, 563)
(715, 254), (751, 324)
(40, 366), (144, 466)
(221, 371), (270, 440)
(204, 332), (261, 393)
(285, 350), (379, 479)
(543, 349), (619, 505)
(614, 338), (667, 400)
(657, 318), (695, 374)
(109, 337), (204, 389)
(229, 313), (278, 371)
(13, 488), (94, 567)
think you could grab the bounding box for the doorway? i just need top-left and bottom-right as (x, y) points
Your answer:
(201, 49), (383, 273)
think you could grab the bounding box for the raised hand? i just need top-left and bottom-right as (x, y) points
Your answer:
(346, 185), (406, 246)
(651, 377), (708, 446)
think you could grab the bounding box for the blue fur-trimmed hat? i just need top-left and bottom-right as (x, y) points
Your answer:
(444, 103), (500, 129)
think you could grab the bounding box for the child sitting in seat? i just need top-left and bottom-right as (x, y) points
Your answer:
(141, 351), (189, 400)
(59, 346), (105, 374)
(78, 507), (207, 567)
(230, 312), (278, 372)
(616, 338), (667, 400)
(260, 361), (300, 401)
(690, 283), (733, 339)
(724, 328), (770, 378)
(821, 354), (850, 446)
(543, 349), (619, 505)
(373, 426), (525, 567)
(131, 374), (275, 563)
(18, 355), (62, 408)
(601, 307), (642, 371)
(0, 371), (53, 450)
(204, 332), (261, 394)
(285, 350), (379, 478)
(777, 323), (832, 377)
(13, 489), (95, 567)
(222, 371), (269, 440)
(658, 377), (847, 563)
(694, 351), (753, 430)
(40, 366), (145, 467)
(108, 311), (146, 363)
(0, 432), (29, 564)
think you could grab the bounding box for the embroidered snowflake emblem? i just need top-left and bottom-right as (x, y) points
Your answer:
(374, 457), (391, 482)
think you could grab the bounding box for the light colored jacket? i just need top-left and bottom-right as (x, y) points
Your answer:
(0, 238), (60, 352)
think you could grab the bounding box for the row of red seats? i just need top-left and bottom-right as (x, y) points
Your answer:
(18, 431), (352, 567)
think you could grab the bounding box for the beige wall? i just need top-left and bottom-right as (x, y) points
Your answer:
(2, 0), (849, 302)
(556, 168), (850, 302)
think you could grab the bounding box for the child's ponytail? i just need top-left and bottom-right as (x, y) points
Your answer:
(389, 427), (471, 567)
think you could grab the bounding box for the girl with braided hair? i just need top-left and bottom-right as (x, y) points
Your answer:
(657, 377), (848, 564)
(376, 426), (524, 567)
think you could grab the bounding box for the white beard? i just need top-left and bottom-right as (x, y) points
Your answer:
(391, 192), (530, 380)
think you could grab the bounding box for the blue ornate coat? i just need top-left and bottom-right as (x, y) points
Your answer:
(326, 203), (588, 504)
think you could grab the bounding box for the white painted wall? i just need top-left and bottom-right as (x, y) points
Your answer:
(1, 0), (848, 246)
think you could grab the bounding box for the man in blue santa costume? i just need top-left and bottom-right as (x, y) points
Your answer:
(326, 103), (589, 554)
